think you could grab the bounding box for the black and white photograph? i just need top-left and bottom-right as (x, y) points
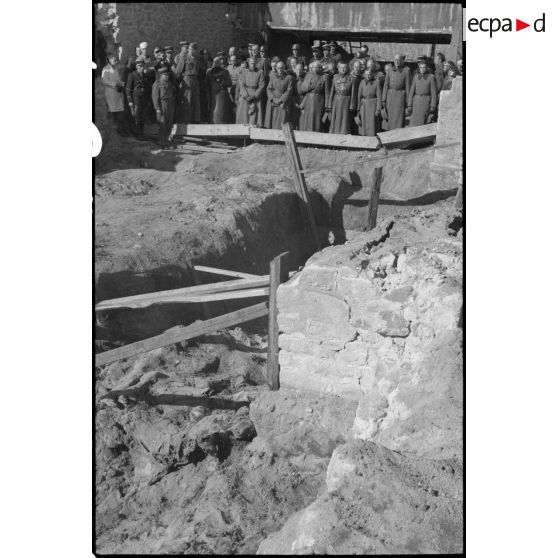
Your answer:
(93, 2), (464, 554)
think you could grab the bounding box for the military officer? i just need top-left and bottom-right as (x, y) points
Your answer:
(287, 44), (307, 74)
(126, 59), (150, 138)
(152, 66), (176, 149)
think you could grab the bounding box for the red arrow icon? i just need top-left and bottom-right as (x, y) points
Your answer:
(516, 19), (530, 31)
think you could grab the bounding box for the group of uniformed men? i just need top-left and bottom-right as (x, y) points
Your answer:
(101, 40), (463, 149)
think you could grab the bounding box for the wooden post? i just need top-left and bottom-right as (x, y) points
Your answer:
(282, 123), (321, 253)
(367, 166), (383, 231)
(267, 251), (290, 391)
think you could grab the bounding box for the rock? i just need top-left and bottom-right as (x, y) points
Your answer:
(258, 440), (463, 555)
(187, 414), (234, 460)
(250, 389), (358, 457)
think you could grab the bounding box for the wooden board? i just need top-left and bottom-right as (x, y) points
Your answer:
(250, 127), (381, 150)
(181, 124), (251, 137)
(97, 287), (269, 309)
(95, 301), (269, 367)
(95, 276), (270, 312)
(377, 122), (437, 148)
(177, 144), (236, 154)
(194, 266), (261, 280)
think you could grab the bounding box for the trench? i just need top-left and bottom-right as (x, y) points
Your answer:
(95, 188), (339, 346)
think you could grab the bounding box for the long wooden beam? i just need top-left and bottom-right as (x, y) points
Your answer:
(95, 301), (269, 367)
(95, 276), (270, 311)
(193, 265), (261, 280)
(377, 122), (437, 148)
(97, 287), (270, 310)
(250, 127), (381, 150)
(181, 123), (251, 137)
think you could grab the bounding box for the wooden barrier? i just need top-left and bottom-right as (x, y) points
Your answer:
(181, 124), (251, 137)
(95, 301), (269, 367)
(377, 122), (437, 148)
(250, 127), (381, 150)
(95, 276), (270, 311)
(267, 252), (290, 390)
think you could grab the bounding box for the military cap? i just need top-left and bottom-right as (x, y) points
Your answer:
(164, 46), (173, 52)
(179, 41), (188, 46)
(311, 45), (322, 52)
(322, 43), (331, 51)
(292, 43), (301, 50)
(134, 58), (144, 66)
(139, 41), (148, 49)
(154, 47), (162, 54)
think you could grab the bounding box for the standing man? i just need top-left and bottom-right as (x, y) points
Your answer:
(174, 42), (201, 123)
(207, 57), (233, 124)
(406, 60), (437, 126)
(357, 68), (382, 136)
(310, 44), (323, 66)
(287, 44), (307, 74)
(321, 43), (332, 66)
(236, 56), (265, 126)
(227, 54), (242, 119)
(291, 62), (306, 130)
(381, 54), (410, 130)
(350, 60), (364, 134)
(101, 53), (128, 136)
(174, 41), (189, 66)
(299, 60), (328, 132)
(258, 45), (272, 77)
(329, 42), (343, 64)
(327, 62), (356, 135)
(434, 52), (445, 93)
(349, 45), (369, 72)
(227, 46), (238, 64)
(152, 67), (176, 149)
(126, 59), (150, 139)
(265, 61), (294, 129)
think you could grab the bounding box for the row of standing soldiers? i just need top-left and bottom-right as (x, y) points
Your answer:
(102, 41), (462, 148)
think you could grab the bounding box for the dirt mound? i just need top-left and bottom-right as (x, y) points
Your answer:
(258, 440), (463, 554)
(95, 337), (328, 554)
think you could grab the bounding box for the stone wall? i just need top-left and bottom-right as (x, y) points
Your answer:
(276, 208), (463, 460)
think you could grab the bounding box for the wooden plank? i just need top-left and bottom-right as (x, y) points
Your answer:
(282, 122), (321, 253)
(300, 141), (461, 176)
(194, 266), (261, 280)
(250, 127), (381, 150)
(98, 287), (270, 309)
(177, 144), (236, 154)
(367, 167), (383, 231)
(181, 123), (251, 137)
(95, 276), (270, 312)
(95, 301), (269, 367)
(267, 252), (290, 391)
(377, 122), (437, 148)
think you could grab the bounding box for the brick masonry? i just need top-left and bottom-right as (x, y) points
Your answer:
(95, 2), (260, 64)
